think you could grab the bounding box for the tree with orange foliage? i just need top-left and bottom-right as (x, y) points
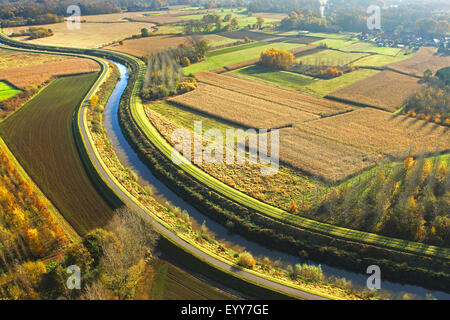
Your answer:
(260, 48), (295, 70)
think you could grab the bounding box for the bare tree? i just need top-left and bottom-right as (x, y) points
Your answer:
(97, 207), (159, 300)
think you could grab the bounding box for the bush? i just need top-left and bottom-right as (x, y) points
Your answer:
(175, 79), (197, 94)
(238, 252), (256, 268)
(181, 56), (191, 67)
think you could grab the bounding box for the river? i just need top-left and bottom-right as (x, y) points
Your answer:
(103, 61), (449, 300)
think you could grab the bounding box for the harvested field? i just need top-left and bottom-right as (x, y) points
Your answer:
(327, 70), (425, 112)
(278, 108), (450, 182)
(0, 73), (115, 235)
(278, 126), (374, 182)
(219, 31), (288, 41)
(0, 57), (100, 89)
(145, 101), (327, 210)
(169, 83), (319, 129)
(0, 47), (68, 69)
(196, 71), (354, 116)
(4, 20), (155, 48)
(386, 46), (450, 76)
(103, 34), (231, 57)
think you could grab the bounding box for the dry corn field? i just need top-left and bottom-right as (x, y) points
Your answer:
(145, 106), (325, 209)
(196, 71), (354, 116)
(169, 83), (320, 129)
(104, 34), (230, 57)
(386, 46), (450, 76)
(279, 108), (450, 182)
(326, 70), (425, 112)
(5, 20), (155, 48)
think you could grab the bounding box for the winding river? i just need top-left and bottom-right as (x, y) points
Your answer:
(103, 62), (449, 300)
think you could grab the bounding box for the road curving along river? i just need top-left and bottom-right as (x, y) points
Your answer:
(103, 62), (449, 300)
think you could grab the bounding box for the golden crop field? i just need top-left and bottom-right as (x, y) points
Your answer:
(104, 34), (231, 57)
(326, 70), (425, 112)
(0, 48), (67, 68)
(386, 46), (450, 76)
(169, 83), (319, 129)
(279, 108), (450, 182)
(196, 71), (354, 116)
(0, 49), (100, 88)
(4, 20), (155, 48)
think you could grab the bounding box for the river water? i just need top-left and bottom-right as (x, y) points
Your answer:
(102, 62), (449, 300)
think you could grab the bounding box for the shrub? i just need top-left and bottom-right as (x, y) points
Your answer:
(181, 56), (191, 67)
(238, 252), (256, 268)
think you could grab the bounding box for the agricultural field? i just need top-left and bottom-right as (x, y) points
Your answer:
(341, 42), (403, 56)
(4, 20), (156, 48)
(229, 65), (316, 93)
(169, 83), (319, 128)
(146, 100), (327, 209)
(183, 41), (301, 74)
(171, 71), (448, 183)
(296, 49), (370, 66)
(312, 38), (359, 49)
(144, 260), (236, 300)
(0, 49), (100, 88)
(103, 34), (235, 57)
(0, 73), (115, 235)
(327, 70), (425, 112)
(278, 108), (449, 182)
(304, 69), (380, 97)
(351, 52), (415, 68)
(386, 46), (450, 76)
(0, 81), (21, 101)
(195, 71), (354, 116)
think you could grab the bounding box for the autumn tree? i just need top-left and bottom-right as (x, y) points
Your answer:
(260, 48), (295, 70)
(95, 207), (159, 300)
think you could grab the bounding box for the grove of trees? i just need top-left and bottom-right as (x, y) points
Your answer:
(141, 39), (208, 100)
(313, 156), (450, 247)
(260, 48), (295, 70)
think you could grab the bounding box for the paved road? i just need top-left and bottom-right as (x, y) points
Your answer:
(77, 59), (330, 300)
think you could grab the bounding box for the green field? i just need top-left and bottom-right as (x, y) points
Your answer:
(149, 260), (235, 300)
(0, 73), (115, 234)
(341, 42), (403, 55)
(312, 38), (359, 49)
(178, 8), (279, 27)
(229, 65), (315, 92)
(296, 49), (369, 66)
(0, 81), (21, 101)
(305, 68), (380, 96)
(278, 31), (349, 39)
(351, 52), (414, 67)
(183, 41), (301, 73)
